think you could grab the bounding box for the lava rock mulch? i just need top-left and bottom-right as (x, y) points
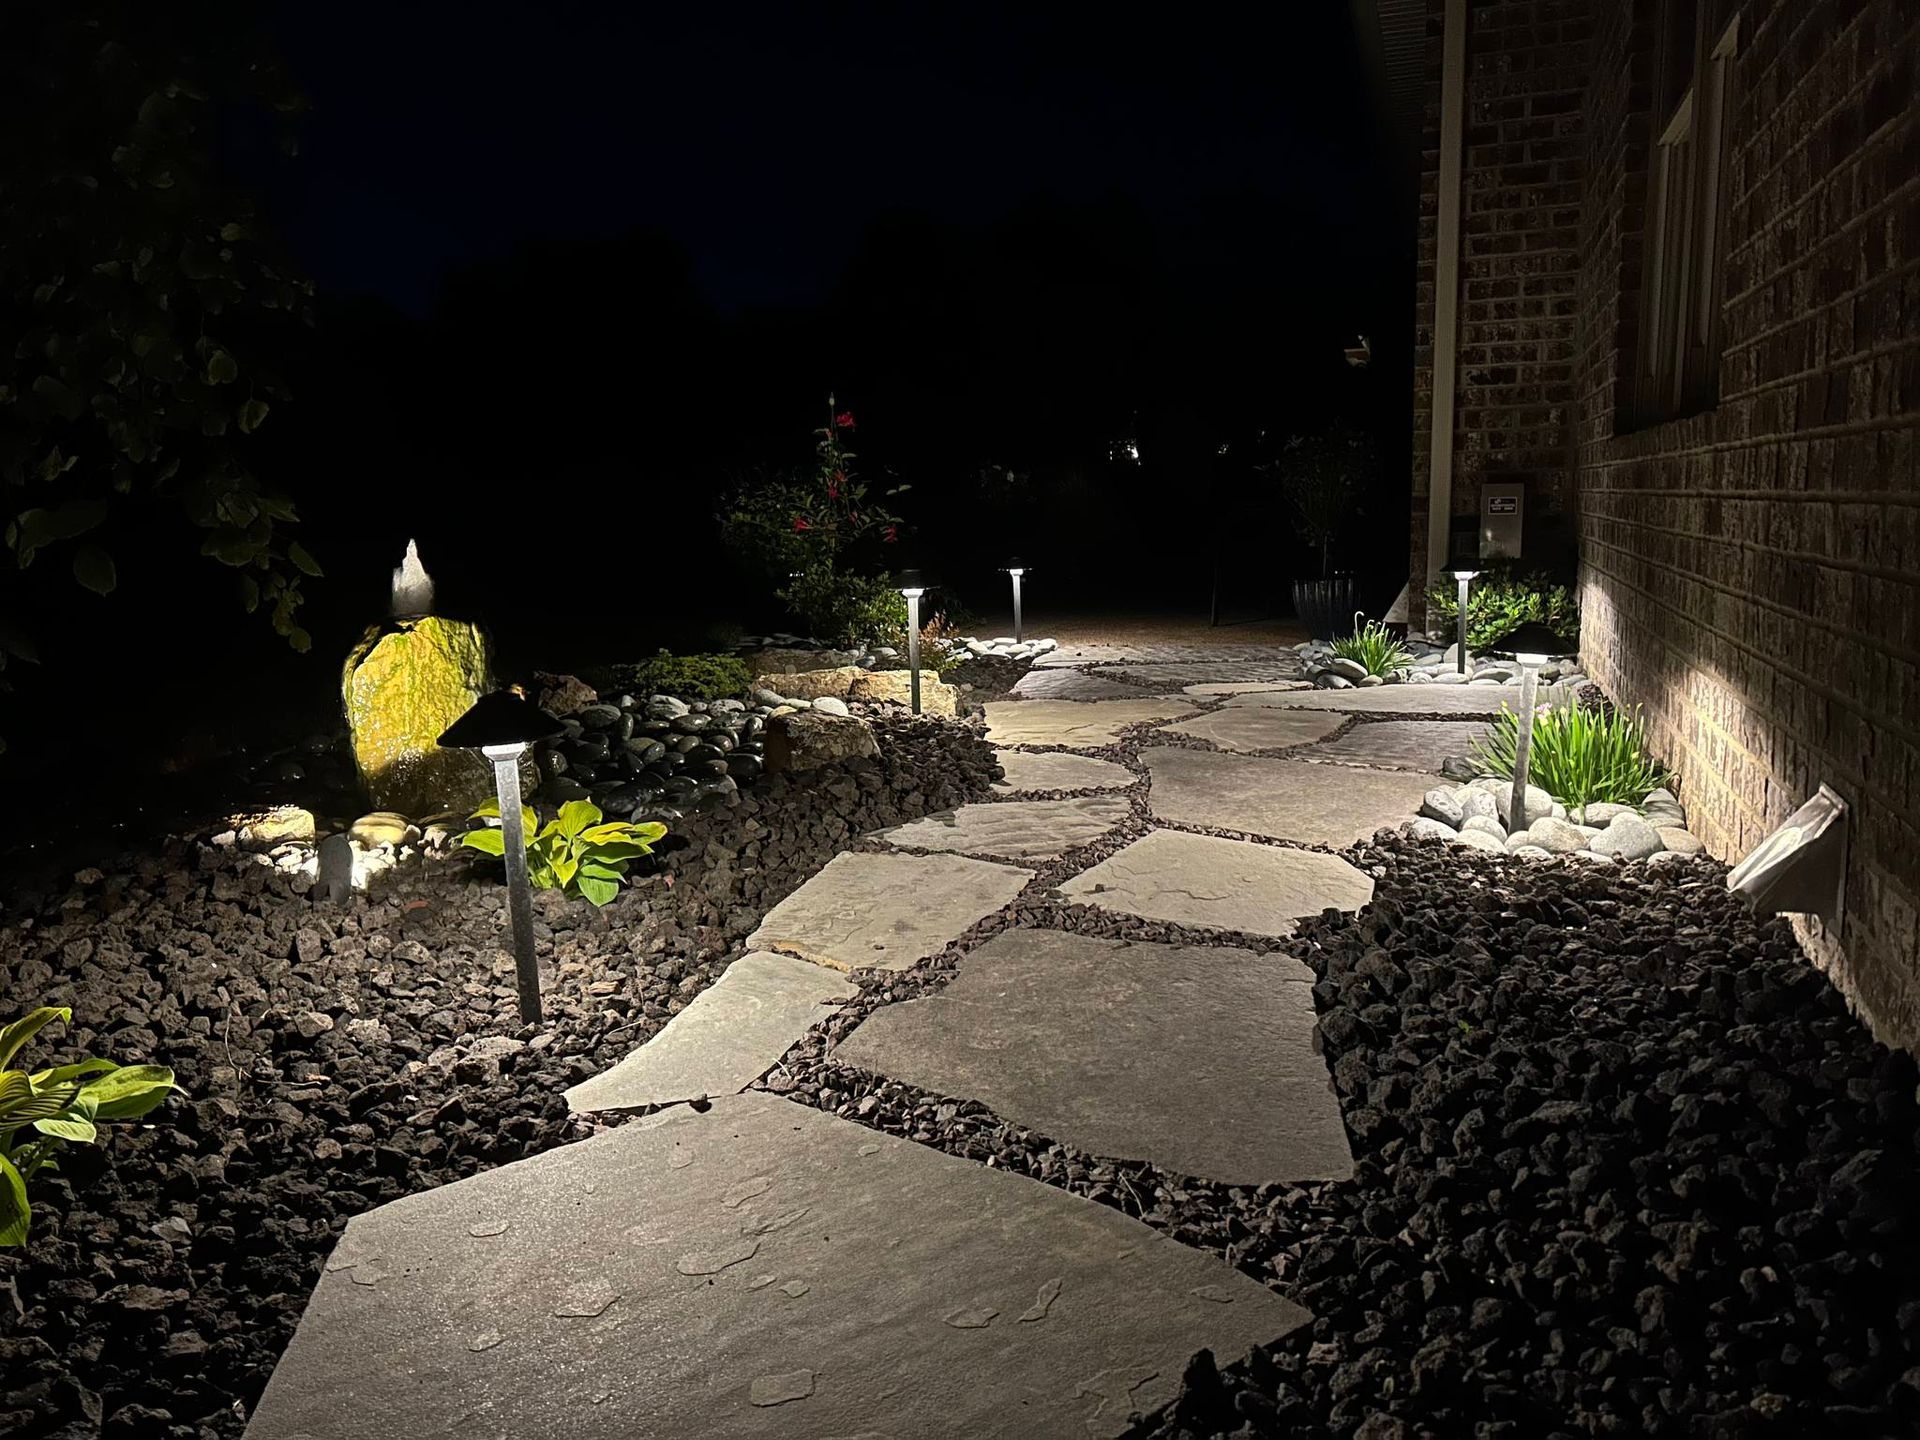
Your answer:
(774, 835), (1920, 1439)
(0, 716), (999, 1440)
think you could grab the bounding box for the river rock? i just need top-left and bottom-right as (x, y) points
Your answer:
(1521, 816), (1593, 854)
(1590, 813), (1664, 860)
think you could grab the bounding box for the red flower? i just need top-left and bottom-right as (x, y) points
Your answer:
(882, 524), (898, 543)
(827, 482), (840, 499)
(835, 410), (856, 429)
(792, 516), (811, 532)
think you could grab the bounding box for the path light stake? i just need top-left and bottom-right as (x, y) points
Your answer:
(438, 688), (565, 1025)
(1444, 554), (1480, 675)
(1487, 620), (1570, 836)
(1001, 558), (1028, 643)
(898, 569), (927, 714)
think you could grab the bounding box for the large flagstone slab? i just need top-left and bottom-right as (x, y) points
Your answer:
(1223, 683), (1571, 716)
(1182, 680), (1312, 697)
(992, 750), (1136, 795)
(1143, 746), (1434, 848)
(565, 953), (855, 1113)
(1034, 644), (1296, 669)
(748, 851), (1031, 972)
(873, 796), (1131, 860)
(1086, 659), (1306, 687)
(983, 698), (1190, 749)
(246, 1092), (1309, 1440)
(1009, 668), (1152, 700)
(1164, 707), (1347, 754)
(1303, 718), (1490, 774)
(1056, 829), (1372, 937)
(833, 931), (1354, 1186)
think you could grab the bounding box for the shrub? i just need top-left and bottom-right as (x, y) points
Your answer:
(1330, 613), (1411, 677)
(778, 565), (907, 648)
(2, 1007), (178, 1246)
(1427, 569), (1579, 651)
(461, 799), (665, 907)
(1262, 424), (1376, 579)
(586, 652), (750, 701)
(1469, 702), (1671, 812)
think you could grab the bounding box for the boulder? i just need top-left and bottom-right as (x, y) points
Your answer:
(848, 669), (959, 716)
(742, 648), (863, 674)
(751, 666), (863, 702)
(532, 672), (598, 718)
(764, 711), (881, 774)
(349, 812), (420, 849)
(342, 616), (493, 815)
(233, 805), (316, 850)
(1420, 788), (1465, 827)
(1590, 813), (1665, 861)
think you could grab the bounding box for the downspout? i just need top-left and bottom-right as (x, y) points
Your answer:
(1424, 0), (1469, 591)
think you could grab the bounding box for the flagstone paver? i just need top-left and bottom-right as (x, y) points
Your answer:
(565, 953), (856, 1113)
(1034, 644), (1302, 669)
(983, 697), (1191, 749)
(992, 750), (1136, 795)
(873, 795), (1133, 860)
(1086, 660), (1308, 687)
(1223, 683), (1569, 716)
(1056, 828), (1373, 937)
(246, 1092), (1310, 1440)
(1144, 746), (1435, 848)
(747, 851), (1031, 972)
(1164, 707), (1348, 754)
(833, 930), (1355, 1185)
(1010, 668), (1155, 700)
(1303, 718), (1490, 774)
(1182, 679), (1312, 697)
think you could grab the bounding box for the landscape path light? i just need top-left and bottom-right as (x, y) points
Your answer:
(1443, 553), (1480, 675)
(898, 569), (927, 714)
(437, 687), (565, 1025)
(1486, 619), (1572, 836)
(1000, 558), (1029, 643)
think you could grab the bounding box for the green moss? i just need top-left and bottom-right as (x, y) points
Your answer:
(585, 652), (752, 701)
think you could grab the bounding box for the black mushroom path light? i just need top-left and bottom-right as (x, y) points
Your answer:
(897, 568), (928, 714)
(1443, 551), (1480, 675)
(1486, 619), (1575, 834)
(1001, 558), (1030, 643)
(437, 688), (566, 1024)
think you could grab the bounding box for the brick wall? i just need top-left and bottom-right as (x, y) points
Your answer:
(1408, 0), (1592, 621)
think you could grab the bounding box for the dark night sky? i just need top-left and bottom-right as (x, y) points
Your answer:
(266, 2), (1395, 315)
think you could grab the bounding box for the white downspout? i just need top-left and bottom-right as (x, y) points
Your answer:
(1425, 0), (1469, 590)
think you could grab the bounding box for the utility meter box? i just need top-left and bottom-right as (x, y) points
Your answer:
(1481, 482), (1525, 558)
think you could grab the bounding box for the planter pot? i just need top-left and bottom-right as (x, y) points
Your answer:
(1291, 576), (1361, 641)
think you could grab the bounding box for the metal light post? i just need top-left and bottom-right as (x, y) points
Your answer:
(1001, 558), (1028, 643)
(1488, 620), (1569, 835)
(438, 688), (564, 1025)
(1444, 555), (1480, 675)
(898, 569), (926, 714)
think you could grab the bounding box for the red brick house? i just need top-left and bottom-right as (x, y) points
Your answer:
(1355, 0), (1918, 1044)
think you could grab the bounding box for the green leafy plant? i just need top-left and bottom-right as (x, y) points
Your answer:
(1330, 613), (1411, 677)
(1262, 424), (1376, 579)
(461, 799), (666, 907)
(1, 1007), (178, 1246)
(1427, 569), (1579, 651)
(586, 652), (750, 701)
(1469, 702), (1671, 812)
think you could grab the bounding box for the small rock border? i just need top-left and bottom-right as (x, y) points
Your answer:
(1296, 637), (1587, 692)
(1404, 775), (1705, 863)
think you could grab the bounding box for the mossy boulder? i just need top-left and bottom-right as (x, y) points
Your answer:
(342, 616), (493, 816)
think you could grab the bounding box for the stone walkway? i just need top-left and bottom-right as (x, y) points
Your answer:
(250, 642), (1503, 1439)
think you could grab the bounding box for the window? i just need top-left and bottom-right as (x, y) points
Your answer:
(1633, 8), (1739, 425)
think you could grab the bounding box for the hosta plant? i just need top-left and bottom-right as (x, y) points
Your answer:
(1331, 613), (1411, 677)
(1469, 701), (1671, 812)
(1, 1007), (178, 1246)
(462, 799), (666, 907)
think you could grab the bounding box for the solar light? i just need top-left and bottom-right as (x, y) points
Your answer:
(1000, 558), (1029, 643)
(1486, 620), (1572, 834)
(1729, 783), (1850, 927)
(897, 569), (927, 714)
(1444, 553), (1480, 675)
(438, 688), (565, 1024)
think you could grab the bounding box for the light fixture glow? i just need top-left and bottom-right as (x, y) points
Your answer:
(898, 569), (927, 713)
(1000, 558), (1029, 642)
(1728, 784), (1850, 927)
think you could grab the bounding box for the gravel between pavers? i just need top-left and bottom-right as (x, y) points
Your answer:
(0, 715), (999, 1439)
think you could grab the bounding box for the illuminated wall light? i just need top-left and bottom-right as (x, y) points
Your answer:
(898, 569), (927, 715)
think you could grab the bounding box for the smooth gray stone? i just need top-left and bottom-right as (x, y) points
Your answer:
(565, 953), (855, 1113)
(983, 698), (1191, 749)
(747, 851), (1031, 972)
(246, 1093), (1309, 1440)
(991, 750), (1135, 795)
(1056, 829), (1372, 938)
(314, 833), (355, 903)
(834, 930), (1355, 1186)
(1221, 683), (1573, 716)
(1009, 668), (1152, 700)
(1144, 746), (1436, 848)
(1303, 719), (1492, 774)
(872, 796), (1132, 860)
(1164, 707), (1347, 754)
